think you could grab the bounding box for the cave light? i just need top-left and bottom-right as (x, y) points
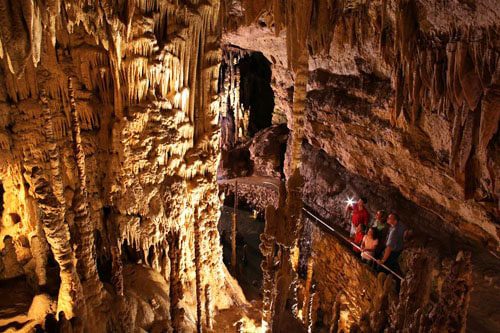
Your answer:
(345, 197), (356, 206)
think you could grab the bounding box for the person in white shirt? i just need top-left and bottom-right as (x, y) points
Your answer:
(361, 227), (379, 264)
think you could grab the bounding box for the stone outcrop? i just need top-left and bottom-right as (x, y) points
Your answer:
(249, 125), (288, 179)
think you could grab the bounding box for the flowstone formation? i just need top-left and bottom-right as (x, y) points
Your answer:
(0, 0), (498, 332)
(0, 0), (236, 331)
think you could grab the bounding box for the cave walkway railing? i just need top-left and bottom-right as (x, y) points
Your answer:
(301, 206), (404, 281)
(262, 180), (404, 281)
(221, 177), (404, 281)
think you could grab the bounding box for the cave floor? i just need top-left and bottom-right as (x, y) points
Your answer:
(0, 276), (33, 331)
(219, 205), (265, 301)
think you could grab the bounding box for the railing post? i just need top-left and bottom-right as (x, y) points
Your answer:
(303, 258), (314, 322)
(231, 181), (238, 273)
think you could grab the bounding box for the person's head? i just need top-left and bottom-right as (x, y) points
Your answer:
(59, 311), (66, 321)
(357, 197), (368, 209)
(368, 227), (378, 239)
(387, 213), (399, 226)
(376, 210), (386, 222)
(3, 235), (13, 246)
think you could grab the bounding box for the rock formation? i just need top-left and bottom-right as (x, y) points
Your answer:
(0, 0), (235, 331)
(0, 0), (497, 332)
(220, 0), (498, 332)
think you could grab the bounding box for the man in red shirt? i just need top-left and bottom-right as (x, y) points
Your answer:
(346, 197), (370, 236)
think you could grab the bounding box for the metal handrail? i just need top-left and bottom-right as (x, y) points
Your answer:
(302, 207), (403, 281)
(222, 178), (404, 281)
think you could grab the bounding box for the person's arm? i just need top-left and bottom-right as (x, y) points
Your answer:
(346, 203), (354, 212)
(361, 236), (366, 250)
(378, 246), (392, 264)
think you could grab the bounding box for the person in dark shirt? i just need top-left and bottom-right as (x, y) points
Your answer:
(372, 210), (388, 257)
(377, 213), (405, 273)
(346, 197), (370, 236)
(44, 313), (59, 333)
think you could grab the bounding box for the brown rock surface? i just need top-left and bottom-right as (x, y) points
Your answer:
(0, 0), (497, 331)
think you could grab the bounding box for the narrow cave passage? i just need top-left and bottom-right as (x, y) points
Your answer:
(239, 52), (274, 137)
(219, 48), (275, 148)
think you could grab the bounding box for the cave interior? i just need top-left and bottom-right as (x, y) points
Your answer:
(0, 0), (498, 332)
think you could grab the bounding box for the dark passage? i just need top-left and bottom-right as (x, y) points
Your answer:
(239, 52), (274, 136)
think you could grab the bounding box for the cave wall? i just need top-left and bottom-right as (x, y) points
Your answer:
(220, 0), (499, 331)
(0, 0), (232, 331)
(308, 222), (388, 330)
(222, 0), (499, 252)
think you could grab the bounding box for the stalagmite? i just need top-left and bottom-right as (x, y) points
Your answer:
(205, 284), (213, 330)
(302, 258), (314, 323)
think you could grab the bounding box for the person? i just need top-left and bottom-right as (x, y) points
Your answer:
(58, 311), (72, 333)
(361, 227), (379, 263)
(372, 210), (388, 257)
(377, 213), (405, 273)
(372, 210), (387, 233)
(34, 324), (45, 333)
(44, 313), (59, 333)
(352, 224), (365, 252)
(346, 197), (370, 237)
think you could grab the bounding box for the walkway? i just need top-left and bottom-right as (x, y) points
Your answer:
(217, 176), (404, 281)
(218, 176), (281, 190)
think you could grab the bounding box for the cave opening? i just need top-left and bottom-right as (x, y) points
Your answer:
(239, 52), (274, 137)
(219, 49), (275, 149)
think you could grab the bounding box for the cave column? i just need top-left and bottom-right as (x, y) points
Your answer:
(269, 0), (312, 329)
(23, 92), (86, 319)
(68, 78), (104, 309)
